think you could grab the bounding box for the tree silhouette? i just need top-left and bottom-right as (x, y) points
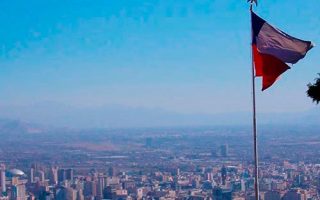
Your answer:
(307, 74), (320, 104)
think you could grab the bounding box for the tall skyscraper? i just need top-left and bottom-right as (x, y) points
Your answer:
(220, 144), (229, 157)
(66, 169), (74, 181)
(11, 182), (27, 200)
(29, 168), (34, 184)
(83, 181), (96, 197)
(49, 166), (58, 185)
(221, 166), (227, 186)
(241, 179), (246, 192)
(96, 175), (105, 199)
(58, 169), (66, 183)
(38, 170), (45, 182)
(176, 168), (180, 176)
(0, 165), (6, 195)
(108, 167), (117, 177)
(58, 168), (74, 183)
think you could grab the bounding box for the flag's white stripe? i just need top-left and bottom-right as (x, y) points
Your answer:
(256, 22), (312, 64)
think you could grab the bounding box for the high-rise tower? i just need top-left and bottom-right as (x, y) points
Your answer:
(0, 164), (6, 195)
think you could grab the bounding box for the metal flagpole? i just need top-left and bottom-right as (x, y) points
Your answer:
(249, 2), (259, 200)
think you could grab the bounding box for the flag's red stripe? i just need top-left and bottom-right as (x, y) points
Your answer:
(252, 44), (290, 91)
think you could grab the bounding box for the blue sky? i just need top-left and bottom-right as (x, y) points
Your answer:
(0, 0), (319, 114)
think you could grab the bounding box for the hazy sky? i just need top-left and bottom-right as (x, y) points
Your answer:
(0, 0), (319, 114)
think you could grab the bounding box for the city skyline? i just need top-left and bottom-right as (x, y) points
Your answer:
(0, 123), (320, 200)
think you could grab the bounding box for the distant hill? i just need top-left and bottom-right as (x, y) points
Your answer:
(0, 119), (44, 135)
(0, 102), (318, 129)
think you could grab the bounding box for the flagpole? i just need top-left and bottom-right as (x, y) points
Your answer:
(249, 3), (260, 200)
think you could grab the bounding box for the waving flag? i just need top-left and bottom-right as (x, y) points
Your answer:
(251, 11), (314, 90)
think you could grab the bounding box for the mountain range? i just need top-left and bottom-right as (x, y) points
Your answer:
(0, 102), (318, 129)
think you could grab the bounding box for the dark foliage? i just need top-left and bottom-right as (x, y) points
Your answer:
(307, 74), (320, 104)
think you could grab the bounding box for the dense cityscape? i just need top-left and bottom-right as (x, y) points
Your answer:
(0, 121), (320, 200)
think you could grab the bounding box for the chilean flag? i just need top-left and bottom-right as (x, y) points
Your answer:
(251, 11), (314, 91)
